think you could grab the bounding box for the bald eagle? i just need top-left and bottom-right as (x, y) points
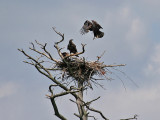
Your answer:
(61, 52), (69, 57)
(80, 20), (104, 39)
(67, 39), (78, 55)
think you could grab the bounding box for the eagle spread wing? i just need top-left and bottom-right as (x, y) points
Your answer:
(80, 20), (93, 35)
(80, 20), (104, 39)
(91, 20), (102, 30)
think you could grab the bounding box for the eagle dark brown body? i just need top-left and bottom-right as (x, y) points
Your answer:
(67, 39), (78, 54)
(80, 20), (104, 39)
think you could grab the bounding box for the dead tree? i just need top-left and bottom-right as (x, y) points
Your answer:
(18, 27), (136, 120)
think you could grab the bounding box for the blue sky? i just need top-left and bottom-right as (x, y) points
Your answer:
(1, 0), (160, 120)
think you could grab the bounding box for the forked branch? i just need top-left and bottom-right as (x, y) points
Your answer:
(29, 41), (59, 63)
(85, 105), (109, 120)
(47, 85), (67, 120)
(52, 27), (66, 59)
(47, 85), (80, 99)
(81, 98), (109, 120)
(18, 48), (78, 99)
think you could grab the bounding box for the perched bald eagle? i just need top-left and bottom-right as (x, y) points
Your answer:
(80, 20), (104, 39)
(67, 39), (78, 55)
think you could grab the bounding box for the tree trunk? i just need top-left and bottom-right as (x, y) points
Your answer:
(76, 81), (88, 120)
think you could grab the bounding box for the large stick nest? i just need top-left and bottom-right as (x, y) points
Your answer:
(57, 57), (106, 83)
(18, 27), (126, 89)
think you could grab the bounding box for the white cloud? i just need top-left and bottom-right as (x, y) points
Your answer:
(103, 5), (150, 59)
(125, 18), (148, 57)
(0, 82), (18, 98)
(119, 6), (131, 21)
(97, 85), (160, 120)
(151, 45), (160, 64)
(145, 44), (160, 76)
(143, 0), (160, 8)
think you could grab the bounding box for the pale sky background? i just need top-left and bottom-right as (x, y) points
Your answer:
(1, 0), (160, 120)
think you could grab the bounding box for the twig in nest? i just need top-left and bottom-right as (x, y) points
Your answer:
(97, 50), (106, 61)
(112, 67), (139, 88)
(91, 79), (106, 89)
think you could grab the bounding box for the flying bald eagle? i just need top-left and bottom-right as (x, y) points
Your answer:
(67, 39), (78, 56)
(80, 20), (104, 39)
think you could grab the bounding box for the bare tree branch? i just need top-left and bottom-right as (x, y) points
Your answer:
(88, 115), (97, 120)
(81, 98), (109, 120)
(18, 48), (78, 99)
(85, 96), (101, 106)
(74, 113), (81, 118)
(23, 61), (35, 65)
(48, 86), (68, 120)
(52, 27), (66, 60)
(52, 27), (64, 44)
(35, 65), (78, 98)
(51, 98), (67, 120)
(103, 64), (126, 68)
(48, 88), (80, 99)
(120, 114), (138, 120)
(85, 106), (109, 120)
(30, 40), (59, 63)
